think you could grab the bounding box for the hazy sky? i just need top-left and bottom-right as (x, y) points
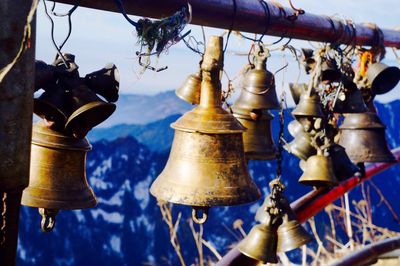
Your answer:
(35, 0), (400, 105)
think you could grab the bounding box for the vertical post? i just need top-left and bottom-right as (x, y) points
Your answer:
(0, 0), (36, 265)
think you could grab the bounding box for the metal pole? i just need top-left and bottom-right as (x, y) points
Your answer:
(52, 0), (400, 48)
(0, 0), (36, 265)
(216, 147), (400, 266)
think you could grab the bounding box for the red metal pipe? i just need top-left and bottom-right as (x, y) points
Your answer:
(52, 0), (400, 48)
(216, 148), (400, 266)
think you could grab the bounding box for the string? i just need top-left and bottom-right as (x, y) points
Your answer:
(223, 0), (237, 52)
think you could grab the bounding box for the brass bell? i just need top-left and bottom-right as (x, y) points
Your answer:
(328, 144), (360, 181)
(34, 85), (68, 130)
(366, 63), (400, 95)
(289, 83), (307, 105)
(21, 122), (97, 232)
(84, 63), (120, 102)
(65, 83), (116, 138)
(292, 93), (324, 118)
(35, 60), (56, 91)
(277, 213), (313, 252)
(233, 48), (280, 110)
(320, 59), (341, 82)
(175, 70), (201, 104)
(238, 223), (278, 263)
(338, 112), (396, 163)
(288, 119), (304, 138)
(298, 150), (338, 187)
(301, 48), (315, 74)
(333, 87), (369, 113)
(284, 131), (316, 161)
(233, 107), (277, 160)
(150, 36), (260, 223)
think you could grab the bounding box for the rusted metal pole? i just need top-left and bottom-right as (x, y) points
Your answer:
(328, 236), (400, 266)
(0, 0), (36, 265)
(216, 147), (400, 266)
(52, 0), (400, 48)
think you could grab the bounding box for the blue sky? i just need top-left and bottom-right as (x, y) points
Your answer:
(35, 0), (400, 105)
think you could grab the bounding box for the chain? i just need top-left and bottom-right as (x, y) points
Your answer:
(276, 92), (286, 179)
(1, 192), (7, 246)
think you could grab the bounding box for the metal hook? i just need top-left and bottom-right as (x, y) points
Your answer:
(192, 207), (209, 224)
(39, 208), (58, 233)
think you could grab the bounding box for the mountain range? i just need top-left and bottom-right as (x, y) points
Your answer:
(17, 91), (400, 265)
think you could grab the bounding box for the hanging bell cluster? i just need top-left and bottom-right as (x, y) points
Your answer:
(22, 54), (119, 232)
(239, 179), (313, 263)
(150, 36), (260, 224)
(232, 45), (279, 160)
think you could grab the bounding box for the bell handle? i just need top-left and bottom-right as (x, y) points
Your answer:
(192, 207), (209, 224)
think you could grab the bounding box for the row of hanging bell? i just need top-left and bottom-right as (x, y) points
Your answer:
(239, 180), (313, 263)
(34, 54), (118, 138)
(231, 45), (279, 160)
(150, 36), (260, 224)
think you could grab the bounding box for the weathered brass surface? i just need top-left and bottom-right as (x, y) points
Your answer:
(339, 112), (396, 163)
(299, 152), (338, 187)
(288, 119), (304, 138)
(328, 144), (360, 181)
(34, 86), (68, 129)
(233, 52), (280, 110)
(276, 215), (313, 252)
(22, 122), (97, 210)
(292, 93), (324, 118)
(289, 83), (307, 105)
(233, 108), (277, 160)
(333, 87), (369, 113)
(84, 63), (120, 103)
(175, 70), (201, 105)
(238, 224), (278, 263)
(150, 36), (260, 212)
(366, 63), (400, 95)
(284, 131), (317, 161)
(65, 84), (116, 138)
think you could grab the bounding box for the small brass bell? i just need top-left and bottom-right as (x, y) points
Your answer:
(238, 223), (278, 263)
(276, 213), (313, 252)
(65, 83), (116, 138)
(299, 150), (338, 187)
(289, 83), (307, 105)
(328, 144), (360, 181)
(84, 63), (120, 102)
(233, 48), (280, 110)
(233, 107), (277, 160)
(338, 112), (396, 163)
(292, 93), (324, 118)
(333, 87), (369, 114)
(150, 36), (260, 224)
(284, 131), (316, 161)
(320, 59), (341, 82)
(22, 122), (97, 232)
(288, 119), (304, 138)
(34, 86), (68, 130)
(366, 63), (400, 95)
(175, 70), (201, 104)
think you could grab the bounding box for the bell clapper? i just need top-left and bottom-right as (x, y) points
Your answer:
(39, 208), (59, 232)
(192, 207), (209, 224)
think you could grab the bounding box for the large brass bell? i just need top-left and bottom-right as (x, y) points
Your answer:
(289, 83), (307, 105)
(292, 92), (324, 118)
(299, 150), (338, 187)
(22, 122), (97, 232)
(238, 223), (278, 263)
(338, 112), (396, 163)
(366, 63), (400, 95)
(284, 131), (316, 161)
(328, 144), (360, 181)
(150, 36), (260, 224)
(175, 69), (201, 104)
(233, 107), (277, 160)
(333, 87), (369, 114)
(65, 83), (116, 138)
(233, 48), (280, 110)
(277, 213), (313, 252)
(84, 63), (120, 102)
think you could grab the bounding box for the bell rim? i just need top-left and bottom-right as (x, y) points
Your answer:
(34, 98), (67, 125)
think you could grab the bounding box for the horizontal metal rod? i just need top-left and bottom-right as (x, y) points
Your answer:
(52, 0), (400, 48)
(216, 147), (400, 266)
